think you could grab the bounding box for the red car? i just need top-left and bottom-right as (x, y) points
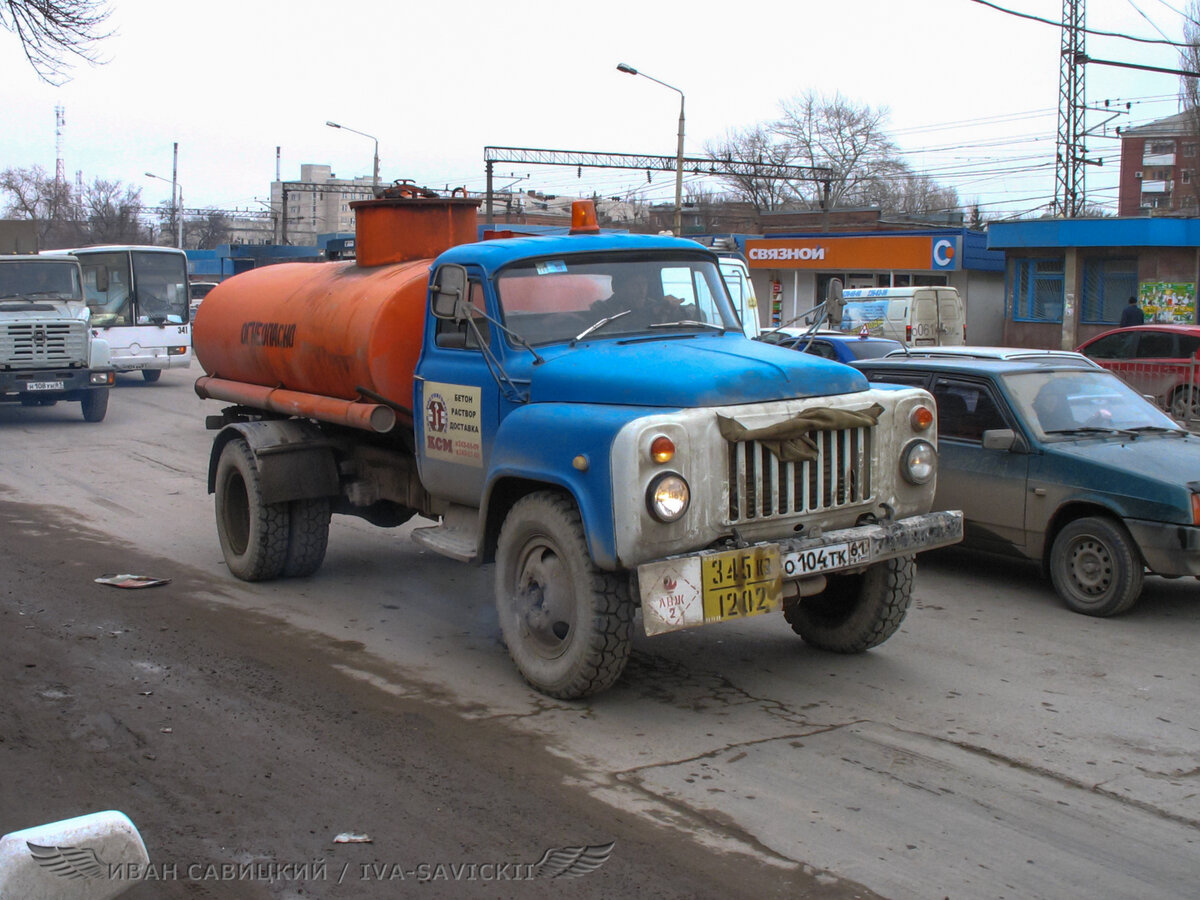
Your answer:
(1076, 325), (1200, 420)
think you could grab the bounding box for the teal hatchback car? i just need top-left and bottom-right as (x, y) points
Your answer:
(853, 354), (1200, 616)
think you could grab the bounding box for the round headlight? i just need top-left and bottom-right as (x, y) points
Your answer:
(902, 440), (936, 484)
(647, 472), (690, 522)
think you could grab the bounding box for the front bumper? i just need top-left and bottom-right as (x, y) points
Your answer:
(0, 368), (113, 399)
(637, 509), (963, 635)
(1126, 518), (1200, 577)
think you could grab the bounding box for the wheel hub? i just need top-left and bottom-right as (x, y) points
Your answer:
(1070, 539), (1111, 595)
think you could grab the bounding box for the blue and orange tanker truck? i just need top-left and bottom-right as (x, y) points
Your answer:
(192, 188), (962, 699)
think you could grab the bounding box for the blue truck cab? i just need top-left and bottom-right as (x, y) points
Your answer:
(412, 228), (961, 697)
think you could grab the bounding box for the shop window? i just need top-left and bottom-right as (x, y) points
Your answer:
(1081, 258), (1137, 325)
(1012, 258), (1063, 323)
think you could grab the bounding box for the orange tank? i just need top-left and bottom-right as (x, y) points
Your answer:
(193, 257), (431, 412)
(192, 194), (478, 427)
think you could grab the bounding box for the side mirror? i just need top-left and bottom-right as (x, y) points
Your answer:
(430, 264), (468, 320)
(982, 428), (1017, 451)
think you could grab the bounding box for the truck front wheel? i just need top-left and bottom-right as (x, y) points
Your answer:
(81, 388), (109, 423)
(784, 556), (914, 653)
(495, 492), (633, 699)
(215, 438), (289, 581)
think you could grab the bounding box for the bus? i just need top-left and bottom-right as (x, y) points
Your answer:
(45, 245), (192, 382)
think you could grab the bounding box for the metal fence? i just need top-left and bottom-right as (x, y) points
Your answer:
(1096, 359), (1200, 427)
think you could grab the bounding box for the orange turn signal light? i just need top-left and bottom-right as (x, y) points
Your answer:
(1191, 492), (1200, 525)
(910, 406), (934, 431)
(650, 435), (675, 463)
(570, 200), (600, 235)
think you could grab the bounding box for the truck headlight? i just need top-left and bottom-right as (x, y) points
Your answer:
(901, 440), (936, 484)
(647, 472), (690, 522)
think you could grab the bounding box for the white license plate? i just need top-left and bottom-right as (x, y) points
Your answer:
(26, 381), (64, 391)
(781, 539), (870, 576)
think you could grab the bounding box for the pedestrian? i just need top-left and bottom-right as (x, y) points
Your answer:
(1119, 295), (1144, 327)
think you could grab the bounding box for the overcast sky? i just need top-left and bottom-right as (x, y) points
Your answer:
(1, 0), (1193, 220)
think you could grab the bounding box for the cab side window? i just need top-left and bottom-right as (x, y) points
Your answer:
(435, 282), (490, 349)
(932, 378), (1007, 442)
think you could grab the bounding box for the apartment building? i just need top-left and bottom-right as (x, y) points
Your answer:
(1118, 111), (1200, 216)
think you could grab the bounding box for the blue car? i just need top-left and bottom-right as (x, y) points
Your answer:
(853, 354), (1200, 616)
(757, 328), (904, 363)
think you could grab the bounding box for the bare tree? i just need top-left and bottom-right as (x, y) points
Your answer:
(1, 0), (113, 84)
(773, 91), (909, 211)
(188, 210), (232, 250)
(704, 125), (799, 213)
(1, 164), (83, 245)
(82, 179), (148, 244)
(865, 172), (961, 220)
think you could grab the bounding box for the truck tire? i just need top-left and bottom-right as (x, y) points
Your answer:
(1049, 516), (1143, 617)
(784, 556), (914, 653)
(495, 491), (633, 699)
(81, 388), (109, 423)
(142, 369), (162, 383)
(283, 498), (331, 578)
(215, 438), (289, 581)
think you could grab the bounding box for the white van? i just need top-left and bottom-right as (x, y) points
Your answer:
(717, 256), (761, 338)
(838, 286), (965, 347)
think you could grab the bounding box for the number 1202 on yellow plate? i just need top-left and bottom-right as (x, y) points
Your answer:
(700, 546), (783, 623)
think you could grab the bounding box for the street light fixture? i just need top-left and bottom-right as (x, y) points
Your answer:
(145, 171), (183, 249)
(617, 62), (685, 236)
(326, 120), (380, 192)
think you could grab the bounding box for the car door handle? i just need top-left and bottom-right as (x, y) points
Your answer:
(1031, 487), (1047, 496)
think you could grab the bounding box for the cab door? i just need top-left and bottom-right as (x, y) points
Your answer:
(929, 377), (1031, 555)
(414, 269), (500, 506)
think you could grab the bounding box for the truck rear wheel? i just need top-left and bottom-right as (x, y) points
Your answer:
(283, 498), (331, 577)
(495, 492), (633, 699)
(81, 388), (109, 423)
(784, 556), (914, 653)
(215, 438), (288, 581)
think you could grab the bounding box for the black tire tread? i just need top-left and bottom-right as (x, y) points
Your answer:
(215, 439), (288, 582)
(784, 555), (914, 653)
(495, 492), (632, 699)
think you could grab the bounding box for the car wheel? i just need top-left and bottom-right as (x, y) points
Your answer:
(1049, 517), (1143, 616)
(142, 369), (162, 383)
(783, 556), (914, 652)
(214, 438), (289, 581)
(494, 491), (633, 699)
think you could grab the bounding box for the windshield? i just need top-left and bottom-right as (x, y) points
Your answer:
(0, 260), (82, 300)
(79, 250), (189, 326)
(80, 252), (134, 326)
(496, 255), (738, 346)
(131, 250), (189, 324)
(1004, 369), (1181, 439)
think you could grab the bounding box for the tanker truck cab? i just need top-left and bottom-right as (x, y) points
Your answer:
(196, 193), (962, 701)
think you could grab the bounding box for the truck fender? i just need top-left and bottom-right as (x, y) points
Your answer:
(207, 420), (339, 505)
(481, 404), (629, 570)
(88, 335), (111, 369)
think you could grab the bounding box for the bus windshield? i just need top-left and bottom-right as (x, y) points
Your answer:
(79, 249), (189, 326)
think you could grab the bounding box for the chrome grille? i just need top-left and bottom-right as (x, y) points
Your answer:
(727, 426), (873, 523)
(0, 321), (88, 367)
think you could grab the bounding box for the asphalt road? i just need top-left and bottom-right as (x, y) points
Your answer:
(2, 369), (1199, 899)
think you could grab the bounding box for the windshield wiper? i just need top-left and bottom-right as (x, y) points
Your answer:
(1126, 425), (1187, 435)
(1044, 426), (1141, 438)
(648, 320), (726, 333)
(572, 310), (631, 343)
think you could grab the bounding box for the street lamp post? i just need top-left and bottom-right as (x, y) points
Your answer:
(617, 62), (685, 236)
(145, 171), (183, 248)
(326, 120), (380, 192)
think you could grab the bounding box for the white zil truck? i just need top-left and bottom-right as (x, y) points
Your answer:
(0, 254), (115, 421)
